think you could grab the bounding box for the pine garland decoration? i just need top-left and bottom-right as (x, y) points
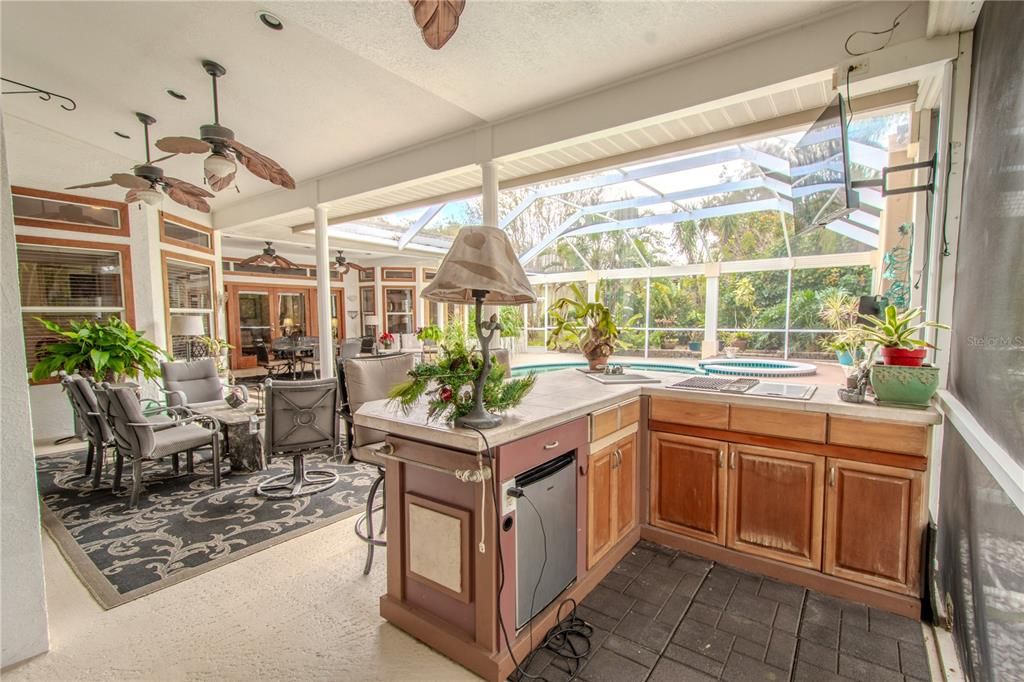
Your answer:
(388, 341), (536, 424)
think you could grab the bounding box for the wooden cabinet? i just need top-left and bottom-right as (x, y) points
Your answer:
(726, 444), (825, 570)
(587, 432), (637, 568)
(824, 459), (924, 595)
(650, 433), (728, 545)
(590, 398), (640, 441)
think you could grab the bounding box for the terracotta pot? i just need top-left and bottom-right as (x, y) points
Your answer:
(880, 347), (926, 366)
(733, 339), (748, 351)
(584, 343), (613, 371)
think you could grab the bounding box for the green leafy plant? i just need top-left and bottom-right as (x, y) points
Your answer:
(546, 283), (621, 365)
(31, 316), (166, 383)
(817, 288), (859, 330)
(498, 306), (524, 339)
(388, 338), (536, 424)
(416, 324), (443, 343)
(856, 305), (949, 350)
(818, 327), (867, 354)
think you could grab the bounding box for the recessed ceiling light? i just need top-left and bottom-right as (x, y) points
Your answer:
(114, 131), (131, 139)
(166, 89), (187, 101)
(257, 10), (284, 31)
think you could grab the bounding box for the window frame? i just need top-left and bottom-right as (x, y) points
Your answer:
(159, 211), (214, 255)
(161, 250), (218, 354)
(12, 186), (130, 237)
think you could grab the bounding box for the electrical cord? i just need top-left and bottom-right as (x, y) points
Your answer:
(465, 425), (593, 682)
(844, 4), (911, 57)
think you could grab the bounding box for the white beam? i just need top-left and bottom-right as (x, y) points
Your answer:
(398, 203), (445, 250)
(481, 161), (499, 227)
(314, 205), (334, 379)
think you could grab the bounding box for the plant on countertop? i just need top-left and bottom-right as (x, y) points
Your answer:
(816, 288), (866, 366)
(31, 316), (167, 383)
(857, 305), (949, 366)
(378, 331), (394, 348)
(388, 338), (536, 424)
(547, 283), (622, 370)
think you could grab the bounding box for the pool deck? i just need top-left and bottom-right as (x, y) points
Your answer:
(510, 351), (848, 387)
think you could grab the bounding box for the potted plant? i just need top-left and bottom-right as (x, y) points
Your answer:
(731, 331), (752, 351)
(856, 305), (949, 407)
(723, 333), (740, 358)
(817, 289), (863, 365)
(547, 283), (620, 370)
(857, 305), (948, 367)
(416, 324), (443, 346)
(818, 327), (866, 369)
(378, 331), (395, 350)
(30, 316), (166, 383)
(198, 336), (234, 379)
(649, 331), (665, 350)
(660, 333), (678, 350)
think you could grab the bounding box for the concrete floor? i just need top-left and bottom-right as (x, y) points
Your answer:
(5, 515), (477, 681)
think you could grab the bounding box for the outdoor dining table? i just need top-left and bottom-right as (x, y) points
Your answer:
(189, 402), (265, 473)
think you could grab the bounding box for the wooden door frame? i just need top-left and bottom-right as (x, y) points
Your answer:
(226, 283), (314, 369)
(382, 285), (417, 334)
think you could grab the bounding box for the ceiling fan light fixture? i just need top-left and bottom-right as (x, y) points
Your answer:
(137, 187), (164, 206)
(204, 152), (236, 179)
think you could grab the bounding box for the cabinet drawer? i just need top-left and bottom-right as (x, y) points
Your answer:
(650, 397), (729, 430)
(590, 398), (642, 442)
(828, 416), (929, 457)
(729, 406), (826, 443)
(591, 405), (620, 442)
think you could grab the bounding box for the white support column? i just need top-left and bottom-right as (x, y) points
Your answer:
(702, 263), (721, 359)
(314, 205), (334, 379)
(481, 160), (499, 227)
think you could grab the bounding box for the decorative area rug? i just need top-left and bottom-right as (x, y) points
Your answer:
(37, 449), (375, 609)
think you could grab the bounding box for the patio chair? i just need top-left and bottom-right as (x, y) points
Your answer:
(101, 384), (223, 508)
(339, 352), (416, 573)
(160, 359), (249, 411)
(61, 373), (177, 488)
(339, 338), (362, 360)
(257, 377), (340, 499)
(254, 339), (293, 380)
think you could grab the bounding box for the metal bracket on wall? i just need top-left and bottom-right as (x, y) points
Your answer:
(1, 77), (77, 111)
(851, 156), (936, 197)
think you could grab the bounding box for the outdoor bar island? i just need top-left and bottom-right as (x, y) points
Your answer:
(354, 369), (942, 681)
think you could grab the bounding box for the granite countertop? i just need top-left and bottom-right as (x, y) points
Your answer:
(354, 369), (942, 453)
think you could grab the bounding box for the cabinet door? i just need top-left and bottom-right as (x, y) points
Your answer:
(726, 444), (824, 570)
(650, 432), (728, 545)
(587, 445), (615, 568)
(824, 459), (924, 595)
(614, 434), (637, 538)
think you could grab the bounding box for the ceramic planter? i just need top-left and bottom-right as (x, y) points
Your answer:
(835, 350), (855, 366)
(688, 342), (701, 352)
(880, 347), (927, 366)
(869, 364), (939, 406)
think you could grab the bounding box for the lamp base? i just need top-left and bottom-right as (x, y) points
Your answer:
(455, 407), (502, 430)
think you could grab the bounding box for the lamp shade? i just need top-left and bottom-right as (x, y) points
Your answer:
(421, 226), (536, 305)
(364, 314), (379, 326)
(170, 315), (205, 337)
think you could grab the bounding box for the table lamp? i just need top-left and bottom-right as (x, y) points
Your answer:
(422, 225), (536, 429)
(170, 314), (205, 361)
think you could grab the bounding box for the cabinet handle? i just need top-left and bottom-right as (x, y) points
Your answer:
(829, 466), (836, 487)
(718, 451), (724, 468)
(729, 451), (736, 469)
(613, 449), (621, 468)
(543, 441), (560, 450)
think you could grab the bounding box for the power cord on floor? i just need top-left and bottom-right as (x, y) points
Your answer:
(465, 425), (593, 682)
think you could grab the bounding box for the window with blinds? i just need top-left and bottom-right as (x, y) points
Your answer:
(162, 219), (211, 250)
(17, 244), (126, 372)
(165, 258), (214, 357)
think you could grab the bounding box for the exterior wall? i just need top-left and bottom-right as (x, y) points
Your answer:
(1, 119), (50, 668)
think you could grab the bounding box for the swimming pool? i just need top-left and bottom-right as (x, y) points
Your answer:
(510, 362), (701, 377)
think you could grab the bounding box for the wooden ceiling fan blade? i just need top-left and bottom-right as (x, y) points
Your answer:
(410, 0), (465, 49)
(66, 179), (115, 189)
(274, 255), (299, 270)
(124, 189), (142, 204)
(162, 176), (215, 198)
(155, 136), (212, 154)
(228, 140), (296, 189)
(165, 184), (211, 213)
(111, 173), (152, 190)
(238, 254), (266, 267)
(148, 153), (178, 165)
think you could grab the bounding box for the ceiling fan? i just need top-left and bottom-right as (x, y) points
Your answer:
(409, 0), (465, 49)
(155, 60), (295, 193)
(332, 250), (369, 275)
(239, 242), (299, 270)
(66, 112), (215, 213)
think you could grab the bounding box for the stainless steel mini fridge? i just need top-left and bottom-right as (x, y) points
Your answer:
(515, 452), (577, 629)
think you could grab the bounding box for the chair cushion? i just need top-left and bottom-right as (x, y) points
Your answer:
(265, 378), (339, 456)
(343, 354), (416, 447)
(162, 359), (223, 406)
(152, 424), (217, 459)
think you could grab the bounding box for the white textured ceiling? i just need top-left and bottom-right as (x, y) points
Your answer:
(1, 0), (844, 215)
